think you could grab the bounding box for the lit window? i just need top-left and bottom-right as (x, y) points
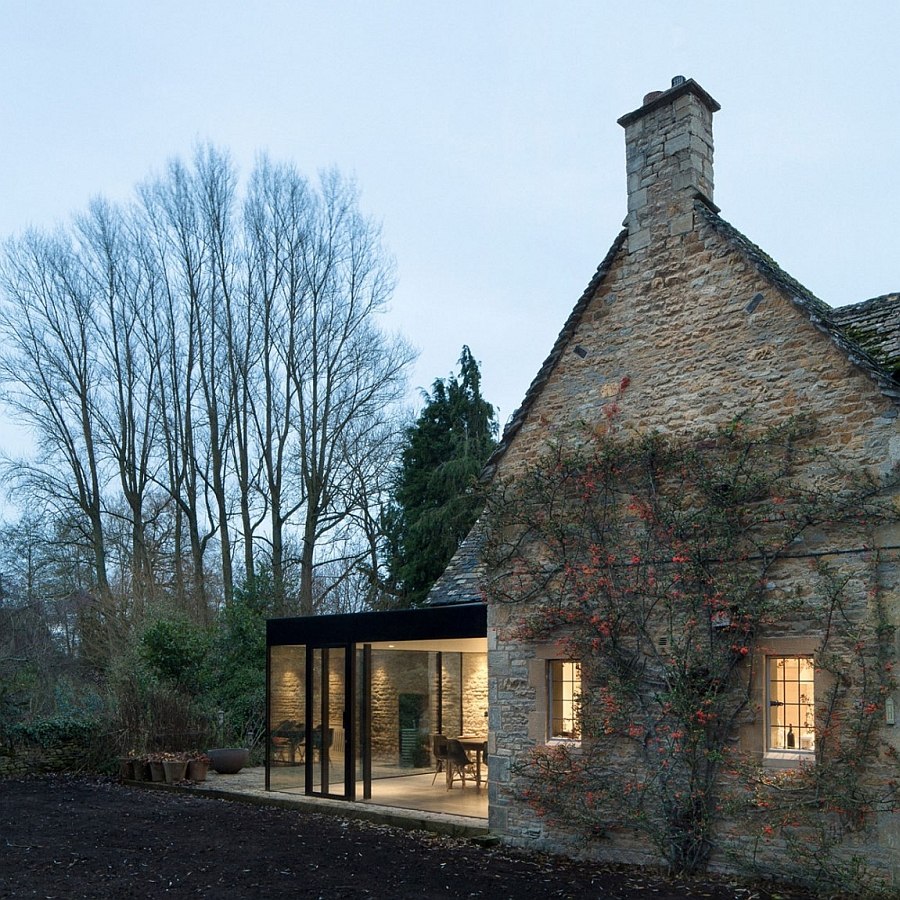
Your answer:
(767, 656), (815, 753)
(548, 660), (581, 739)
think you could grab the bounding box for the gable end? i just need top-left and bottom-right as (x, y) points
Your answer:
(696, 203), (900, 403)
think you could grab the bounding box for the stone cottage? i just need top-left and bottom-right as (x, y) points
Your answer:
(475, 77), (900, 887)
(266, 76), (899, 889)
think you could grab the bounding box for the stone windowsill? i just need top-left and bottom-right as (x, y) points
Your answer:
(763, 749), (814, 769)
(546, 736), (582, 748)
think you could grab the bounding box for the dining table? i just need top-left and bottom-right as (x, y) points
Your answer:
(454, 735), (487, 788)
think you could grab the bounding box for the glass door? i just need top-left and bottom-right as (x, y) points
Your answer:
(307, 645), (353, 799)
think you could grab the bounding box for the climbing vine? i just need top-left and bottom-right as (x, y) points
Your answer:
(482, 401), (899, 891)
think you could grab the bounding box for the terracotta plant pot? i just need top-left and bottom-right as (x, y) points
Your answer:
(187, 759), (209, 782)
(162, 759), (188, 783)
(132, 760), (149, 782)
(207, 748), (250, 774)
(149, 760), (166, 782)
(118, 758), (134, 780)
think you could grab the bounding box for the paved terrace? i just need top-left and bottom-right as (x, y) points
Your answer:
(132, 767), (491, 840)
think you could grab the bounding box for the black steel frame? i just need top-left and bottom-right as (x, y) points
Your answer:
(266, 603), (486, 801)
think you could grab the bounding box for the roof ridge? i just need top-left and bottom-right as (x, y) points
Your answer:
(832, 292), (900, 317)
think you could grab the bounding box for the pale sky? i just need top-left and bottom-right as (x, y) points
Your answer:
(2, 1), (899, 477)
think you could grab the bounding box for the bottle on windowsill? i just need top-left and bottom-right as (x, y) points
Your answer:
(786, 724), (795, 748)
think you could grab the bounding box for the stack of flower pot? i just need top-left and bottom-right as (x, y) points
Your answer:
(121, 751), (211, 783)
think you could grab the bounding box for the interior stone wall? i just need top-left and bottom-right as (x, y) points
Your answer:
(269, 646), (304, 727)
(370, 650), (431, 760)
(462, 653), (488, 736)
(268, 646), (488, 774)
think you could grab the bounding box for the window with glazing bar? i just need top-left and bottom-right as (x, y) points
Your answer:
(548, 660), (581, 739)
(767, 655), (815, 753)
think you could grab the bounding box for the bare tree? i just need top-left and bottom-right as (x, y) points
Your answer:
(1, 149), (413, 628)
(240, 158), (308, 604)
(0, 228), (121, 665)
(286, 170), (413, 614)
(192, 147), (240, 605)
(78, 199), (161, 616)
(139, 157), (221, 616)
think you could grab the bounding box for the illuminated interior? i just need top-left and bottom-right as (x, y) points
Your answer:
(548, 660), (581, 739)
(266, 606), (487, 816)
(767, 655), (815, 753)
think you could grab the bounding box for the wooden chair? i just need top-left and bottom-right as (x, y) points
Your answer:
(446, 738), (477, 789)
(271, 720), (305, 764)
(431, 734), (449, 785)
(311, 725), (334, 761)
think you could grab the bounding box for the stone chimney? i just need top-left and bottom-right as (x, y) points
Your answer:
(618, 77), (720, 253)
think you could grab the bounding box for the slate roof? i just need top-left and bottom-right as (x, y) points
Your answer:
(425, 526), (486, 606)
(830, 293), (900, 373)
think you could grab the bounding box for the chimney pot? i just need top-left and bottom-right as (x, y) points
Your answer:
(643, 91), (664, 106)
(670, 75), (686, 88)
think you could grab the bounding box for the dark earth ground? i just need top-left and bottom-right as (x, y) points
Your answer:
(0, 775), (819, 899)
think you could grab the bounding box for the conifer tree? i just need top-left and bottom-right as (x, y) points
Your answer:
(384, 347), (497, 607)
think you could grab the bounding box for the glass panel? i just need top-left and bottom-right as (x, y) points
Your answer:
(365, 648), (488, 784)
(270, 639), (490, 818)
(441, 652), (463, 737)
(311, 648), (323, 790)
(369, 649), (433, 778)
(268, 645), (306, 792)
(311, 647), (347, 797)
(356, 647), (370, 797)
(462, 653), (489, 736)
(327, 648), (346, 796)
(438, 651), (488, 738)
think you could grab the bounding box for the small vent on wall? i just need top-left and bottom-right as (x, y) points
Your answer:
(573, 345), (588, 359)
(746, 293), (764, 314)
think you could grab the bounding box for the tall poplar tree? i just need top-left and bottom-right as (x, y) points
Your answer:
(384, 347), (497, 607)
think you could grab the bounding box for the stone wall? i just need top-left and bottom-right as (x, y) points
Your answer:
(269, 645), (305, 728)
(370, 650), (431, 761)
(461, 653), (489, 736)
(485, 82), (900, 887)
(0, 721), (106, 776)
(370, 651), (487, 763)
(500, 222), (898, 475)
